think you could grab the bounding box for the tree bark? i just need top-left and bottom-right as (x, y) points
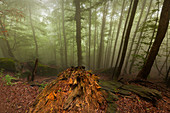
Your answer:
(113, 0), (133, 75)
(88, 0), (91, 69)
(136, 0), (170, 80)
(58, 16), (64, 67)
(104, 1), (115, 68)
(61, 0), (68, 67)
(110, 0), (125, 68)
(93, 8), (97, 70)
(129, 0), (153, 74)
(113, 0), (139, 80)
(75, 0), (82, 66)
(31, 58), (38, 81)
(28, 5), (38, 58)
(97, 2), (108, 69)
(123, 0), (146, 74)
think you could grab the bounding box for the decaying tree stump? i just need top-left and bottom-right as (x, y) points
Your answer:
(29, 66), (107, 113)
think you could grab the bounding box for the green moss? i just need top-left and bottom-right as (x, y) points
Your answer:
(36, 63), (59, 76)
(0, 58), (16, 72)
(21, 71), (31, 78)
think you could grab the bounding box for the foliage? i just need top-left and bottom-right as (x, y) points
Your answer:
(0, 68), (4, 77)
(40, 82), (48, 88)
(2, 74), (17, 85)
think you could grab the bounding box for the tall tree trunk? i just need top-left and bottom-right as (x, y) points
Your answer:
(136, 0), (170, 80)
(57, 15), (64, 67)
(110, 0), (125, 68)
(88, 0), (91, 69)
(97, 2), (108, 69)
(72, 22), (75, 66)
(165, 66), (170, 81)
(61, 0), (68, 67)
(129, 0), (153, 74)
(104, 1), (115, 68)
(108, 24), (116, 67)
(28, 5), (38, 58)
(113, 0), (139, 80)
(145, 1), (159, 60)
(166, 29), (169, 72)
(123, 0), (146, 74)
(95, 27), (99, 69)
(93, 8), (97, 70)
(86, 28), (88, 66)
(75, 0), (82, 66)
(113, 0), (133, 75)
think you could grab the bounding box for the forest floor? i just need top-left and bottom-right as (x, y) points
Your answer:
(0, 71), (169, 113)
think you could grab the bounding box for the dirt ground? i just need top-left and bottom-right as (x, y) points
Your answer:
(0, 71), (169, 113)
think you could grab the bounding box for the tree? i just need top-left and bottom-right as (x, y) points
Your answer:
(113, 0), (139, 80)
(110, 0), (125, 68)
(28, 3), (38, 59)
(123, 0), (146, 74)
(128, 0), (153, 74)
(75, 0), (82, 66)
(93, 8), (97, 69)
(61, 0), (68, 67)
(136, 0), (170, 80)
(97, 2), (108, 69)
(88, 0), (92, 69)
(113, 0), (133, 75)
(104, 1), (116, 68)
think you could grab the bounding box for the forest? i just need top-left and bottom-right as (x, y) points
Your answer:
(0, 0), (169, 112)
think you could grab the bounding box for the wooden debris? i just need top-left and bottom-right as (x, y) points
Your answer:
(29, 66), (107, 113)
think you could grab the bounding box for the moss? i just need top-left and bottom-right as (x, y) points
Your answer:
(36, 63), (59, 76)
(0, 58), (16, 72)
(21, 71), (31, 78)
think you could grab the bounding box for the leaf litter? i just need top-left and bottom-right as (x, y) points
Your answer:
(0, 68), (169, 113)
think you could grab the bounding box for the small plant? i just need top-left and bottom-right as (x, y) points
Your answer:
(2, 74), (17, 85)
(38, 82), (48, 91)
(0, 68), (4, 77)
(40, 82), (48, 89)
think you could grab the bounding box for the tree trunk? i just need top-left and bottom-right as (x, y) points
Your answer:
(93, 8), (97, 70)
(123, 0), (146, 74)
(113, 0), (133, 75)
(104, 1), (115, 68)
(145, 1), (159, 60)
(61, 0), (68, 68)
(165, 66), (170, 82)
(75, 0), (82, 66)
(108, 24), (116, 67)
(136, 0), (170, 80)
(31, 58), (38, 81)
(97, 2), (108, 69)
(129, 0), (153, 74)
(72, 22), (75, 66)
(88, 0), (91, 69)
(110, 0), (125, 68)
(28, 5), (38, 58)
(166, 30), (168, 72)
(58, 17), (64, 67)
(113, 0), (139, 80)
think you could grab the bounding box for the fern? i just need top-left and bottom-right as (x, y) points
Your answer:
(2, 75), (17, 85)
